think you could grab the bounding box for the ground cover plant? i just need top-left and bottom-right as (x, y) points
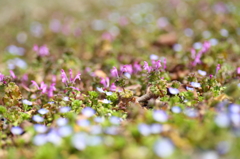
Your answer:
(1, 0), (240, 158)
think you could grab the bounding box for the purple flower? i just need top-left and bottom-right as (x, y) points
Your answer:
(215, 113), (230, 128)
(190, 82), (201, 88)
(150, 124), (162, 134)
(58, 126), (72, 137)
(11, 126), (23, 135)
(82, 107), (95, 117)
(184, 108), (198, 118)
(150, 54), (158, 60)
(168, 87), (179, 95)
(47, 130), (62, 145)
(59, 106), (71, 113)
(72, 133), (87, 150)
(110, 116), (121, 125)
(171, 106), (181, 113)
(154, 138), (175, 158)
(153, 110), (168, 122)
(138, 124), (151, 136)
(34, 124), (47, 133)
(32, 115), (44, 122)
(56, 118), (68, 126)
(198, 70), (207, 76)
(33, 134), (47, 146)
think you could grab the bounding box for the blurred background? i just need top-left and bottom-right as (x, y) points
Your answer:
(0, 0), (240, 75)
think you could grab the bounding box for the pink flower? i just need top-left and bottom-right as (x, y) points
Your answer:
(152, 60), (162, 70)
(61, 69), (81, 84)
(110, 67), (119, 78)
(119, 16), (129, 26)
(33, 45), (49, 57)
(237, 67), (240, 75)
(143, 61), (152, 73)
(48, 83), (56, 97)
(100, 77), (110, 88)
(133, 62), (142, 73)
(61, 69), (68, 84)
(163, 58), (167, 70)
(9, 70), (16, 79)
(110, 83), (117, 91)
(216, 64), (221, 74)
(102, 32), (114, 41)
(120, 65), (133, 74)
(192, 41), (211, 66)
(191, 49), (196, 59)
(0, 73), (4, 82)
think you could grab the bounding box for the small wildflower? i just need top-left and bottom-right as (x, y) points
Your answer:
(33, 134), (47, 146)
(82, 107), (95, 117)
(38, 108), (49, 115)
(171, 106), (181, 113)
(198, 70), (207, 76)
(32, 115), (44, 122)
(9, 70), (16, 79)
(102, 99), (111, 104)
(72, 133), (87, 150)
(168, 87), (179, 95)
(100, 77), (110, 88)
(110, 116), (121, 125)
(153, 110), (168, 122)
(34, 124), (47, 133)
(56, 118), (68, 126)
(154, 138), (175, 158)
(59, 106), (71, 113)
(190, 82), (201, 88)
(58, 126), (72, 137)
(186, 86), (194, 91)
(143, 61), (152, 73)
(237, 67), (240, 75)
(11, 126), (23, 135)
(110, 67), (119, 78)
(216, 64), (221, 74)
(138, 124), (151, 136)
(22, 99), (33, 105)
(150, 124), (162, 134)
